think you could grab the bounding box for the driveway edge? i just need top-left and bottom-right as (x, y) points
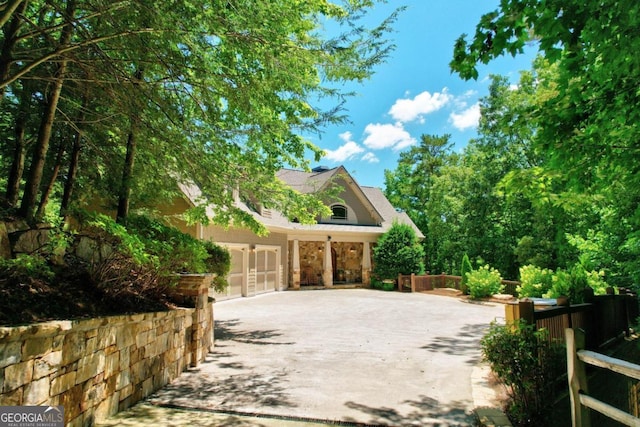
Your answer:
(471, 363), (512, 426)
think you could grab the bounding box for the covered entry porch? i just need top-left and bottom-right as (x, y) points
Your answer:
(288, 237), (373, 289)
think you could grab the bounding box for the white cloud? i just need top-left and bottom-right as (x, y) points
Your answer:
(388, 89), (453, 123)
(323, 132), (365, 162)
(449, 102), (480, 131)
(361, 152), (379, 163)
(363, 123), (417, 151)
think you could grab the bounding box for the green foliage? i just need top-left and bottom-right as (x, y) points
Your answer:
(122, 214), (231, 292)
(516, 265), (554, 298)
(481, 321), (566, 426)
(384, 134), (460, 274)
(373, 221), (425, 280)
(466, 265), (504, 299)
(203, 240), (231, 293)
(460, 253), (472, 283)
(451, 0), (640, 291)
(544, 264), (609, 303)
(75, 210), (230, 291)
(371, 278), (395, 292)
(123, 214), (208, 274)
(1, 0), (402, 230)
(77, 210), (153, 267)
(459, 253), (473, 294)
(0, 254), (54, 282)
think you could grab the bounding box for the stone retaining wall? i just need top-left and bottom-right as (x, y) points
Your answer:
(0, 277), (214, 426)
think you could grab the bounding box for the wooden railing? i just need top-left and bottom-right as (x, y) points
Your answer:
(398, 273), (520, 295)
(400, 274), (462, 292)
(566, 328), (640, 427)
(507, 294), (636, 348)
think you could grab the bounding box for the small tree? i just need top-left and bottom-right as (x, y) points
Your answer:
(460, 253), (473, 294)
(373, 221), (424, 280)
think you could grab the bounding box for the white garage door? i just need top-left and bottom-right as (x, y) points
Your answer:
(253, 246), (281, 294)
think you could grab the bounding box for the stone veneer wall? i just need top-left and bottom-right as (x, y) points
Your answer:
(0, 277), (213, 427)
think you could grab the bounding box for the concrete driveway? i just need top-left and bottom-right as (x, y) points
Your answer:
(144, 289), (504, 426)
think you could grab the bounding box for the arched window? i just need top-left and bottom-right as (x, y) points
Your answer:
(331, 204), (348, 220)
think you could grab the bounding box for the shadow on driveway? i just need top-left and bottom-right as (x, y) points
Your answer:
(420, 323), (490, 365)
(149, 319), (297, 412)
(343, 395), (474, 426)
(215, 319), (296, 346)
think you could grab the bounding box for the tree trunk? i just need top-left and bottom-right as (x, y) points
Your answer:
(60, 128), (82, 219)
(2, 1), (30, 204)
(5, 86), (29, 206)
(34, 140), (66, 220)
(116, 127), (137, 223)
(116, 68), (143, 224)
(0, 0), (27, 99)
(0, 0), (25, 31)
(60, 93), (88, 219)
(18, 0), (75, 223)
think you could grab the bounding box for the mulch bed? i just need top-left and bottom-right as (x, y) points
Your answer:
(0, 261), (175, 327)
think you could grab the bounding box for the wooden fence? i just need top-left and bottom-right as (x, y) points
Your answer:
(397, 273), (461, 292)
(397, 273), (520, 296)
(566, 328), (640, 427)
(506, 293), (638, 349)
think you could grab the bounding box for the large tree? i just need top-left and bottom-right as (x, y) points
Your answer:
(384, 134), (458, 273)
(450, 0), (640, 286)
(0, 1), (402, 229)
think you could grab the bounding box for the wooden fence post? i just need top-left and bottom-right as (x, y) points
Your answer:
(519, 299), (535, 325)
(410, 273), (416, 292)
(566, 328), (591, 427)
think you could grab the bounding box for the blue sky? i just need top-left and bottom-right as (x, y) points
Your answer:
(305, 1), (537, 189)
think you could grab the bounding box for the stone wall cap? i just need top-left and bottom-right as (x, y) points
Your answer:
(174, 273), (215, 277)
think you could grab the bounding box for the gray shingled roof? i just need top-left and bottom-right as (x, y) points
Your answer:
(180, 167), (423, 238)
(276, 167), (340, 194)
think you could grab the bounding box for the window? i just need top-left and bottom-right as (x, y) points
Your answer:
(331, 204), (348, 220)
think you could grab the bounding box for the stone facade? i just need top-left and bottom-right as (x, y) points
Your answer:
(0, 276), (214, 426)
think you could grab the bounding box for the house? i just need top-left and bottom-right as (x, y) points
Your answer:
(174, 165), (423, 300)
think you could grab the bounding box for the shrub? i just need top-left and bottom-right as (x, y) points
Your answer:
(203, 241), (231, 293)
(77, 210), (153, 266)
(123, 214), (209, 273)
(466, 265), (504, 299)
(123, 214), (230, 278)
(382, 280), (395, 291)
(481, 321), (565, 426)
(517, 265), (554, 298)
(460, 253), (473, 294)
(74, 210), (231, 292)
(0, 254), (54, 282)
(544, 264), (609, 303)
(373, 221), (424, 280)
(370, 278), (395, 291)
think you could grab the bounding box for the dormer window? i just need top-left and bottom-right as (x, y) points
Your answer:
(331, 204), (348, 220)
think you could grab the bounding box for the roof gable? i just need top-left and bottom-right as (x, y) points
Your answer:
(277, 166), (384, 225)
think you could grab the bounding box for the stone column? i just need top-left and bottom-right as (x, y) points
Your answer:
(362, 241), (372, 286)
(323, 240), (333, 287)
(174, 274), (214, 367)
(292, 240), (301, 289)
